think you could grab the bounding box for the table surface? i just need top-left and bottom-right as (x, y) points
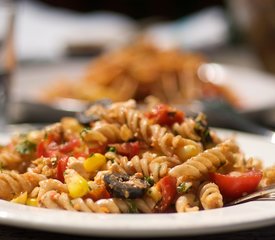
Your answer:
(1, 223), (275, 240)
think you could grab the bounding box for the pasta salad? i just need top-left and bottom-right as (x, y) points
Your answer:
(0, 99), (274, 213)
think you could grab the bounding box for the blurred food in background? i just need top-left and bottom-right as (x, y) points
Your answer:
(41, 42), (239, 107)
(8, 0), (275, 127)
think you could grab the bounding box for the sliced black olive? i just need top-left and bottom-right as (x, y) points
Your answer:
(76, 99), (112, 126)
(103, 173), (149, 199)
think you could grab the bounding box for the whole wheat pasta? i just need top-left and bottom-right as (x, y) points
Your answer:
(0, 99), (272, 213)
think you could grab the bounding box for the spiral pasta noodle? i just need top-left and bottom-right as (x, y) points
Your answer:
(106, 151), (180, 182)
(175, 193), (199, 212)
(0, 99), (271, 214)
(0, 171), (45, 200)
(81, 123), (133, 144)
(39, 190), (156, 213)
(105, 104), (203, 161)
(199, 182), (223, 210)
(0, 151), (22, 171)
(169, 139), (239, 181)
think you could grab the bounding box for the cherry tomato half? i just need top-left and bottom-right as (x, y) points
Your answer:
(145, 104), (184, 126)
(36, 141), (59, 158)
(59, 139), (80, 154)
(56, 156), (69, 183)
(209, 171), (262, 200)
(112, 142), (140, 159)
(89, 144), (107, 155)
(155, 176), (177, 212)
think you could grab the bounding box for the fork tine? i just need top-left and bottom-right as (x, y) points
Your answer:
(226, 184), (275, 206)
(256, 192), (275, 201)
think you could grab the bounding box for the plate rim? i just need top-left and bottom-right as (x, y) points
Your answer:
(0, 129), (275, 237)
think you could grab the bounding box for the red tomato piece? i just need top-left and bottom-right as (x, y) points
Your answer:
(36, 141), (59, 158)
(46, 132), (62, 144)
(56, 156), (69, 182)
(87, 185), (110, 201)
(73, 152), (89, 158)
(113, 142), (140, 159)
(36, 141), (47, 157)
(156, 176), (177, 212)
(59, 138), (80, 154)
(210, 171), (262, 200)
(145, 104), (184, 126)
(89, 144), (107, 155)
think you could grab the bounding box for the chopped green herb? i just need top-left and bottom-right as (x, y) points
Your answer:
(109, 159), (115, 164)
(126, 200), (139, 213)
(194, 113), (213, 148)
(177, 182), (192, 194)
(80, 127), (91, 138)
(144, 176), (154, 187)
(107, 146), (116, 153)
(15, 140), (36, 155)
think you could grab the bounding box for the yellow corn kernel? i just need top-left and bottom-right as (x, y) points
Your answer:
(83, 153), (106, 172)
(67, 173), (89, 198)
(147, 186), (162, 202)
(11, 192), (28, 205)
(177, 145), (200, 160)
(26, 198), (38, 207)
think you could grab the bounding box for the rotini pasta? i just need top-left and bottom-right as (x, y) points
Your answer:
(0, 99), (273, 213)
(199, 182), (223, 210)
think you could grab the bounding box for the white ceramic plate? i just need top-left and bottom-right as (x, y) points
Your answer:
(198, 63), (275, 113)
(0, 129), (275, 237)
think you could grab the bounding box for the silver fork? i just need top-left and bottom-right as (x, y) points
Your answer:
(226, 184), (275, 207)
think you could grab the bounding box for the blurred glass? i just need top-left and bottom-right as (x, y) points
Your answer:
(229, 0), (275, 73)
(0, 0), (15, 130)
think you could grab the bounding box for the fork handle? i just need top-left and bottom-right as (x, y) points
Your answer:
(202, 100), (275, 138)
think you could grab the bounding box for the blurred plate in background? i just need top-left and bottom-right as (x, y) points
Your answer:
(10, 61), (275, 124)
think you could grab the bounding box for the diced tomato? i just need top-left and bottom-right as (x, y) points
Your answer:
(59, 138), (80, 154)
(37, 138), (81, 158)
(46, 132), (62, 144)
(36, 141), (47, 157)
(87, 185), (110, 201)
(145, 104), (184, 126)
(36, 141), (59, 158)
(155, 176), (177, 212)
(209, 171), (262, 200)
(56, 156), (69, 182)
(89, 144), (107, 155)
(112, 142), (140, 159)
(73, 152), (89, 158)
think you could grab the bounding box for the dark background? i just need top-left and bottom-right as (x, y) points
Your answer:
(38, 0), (225, 19)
